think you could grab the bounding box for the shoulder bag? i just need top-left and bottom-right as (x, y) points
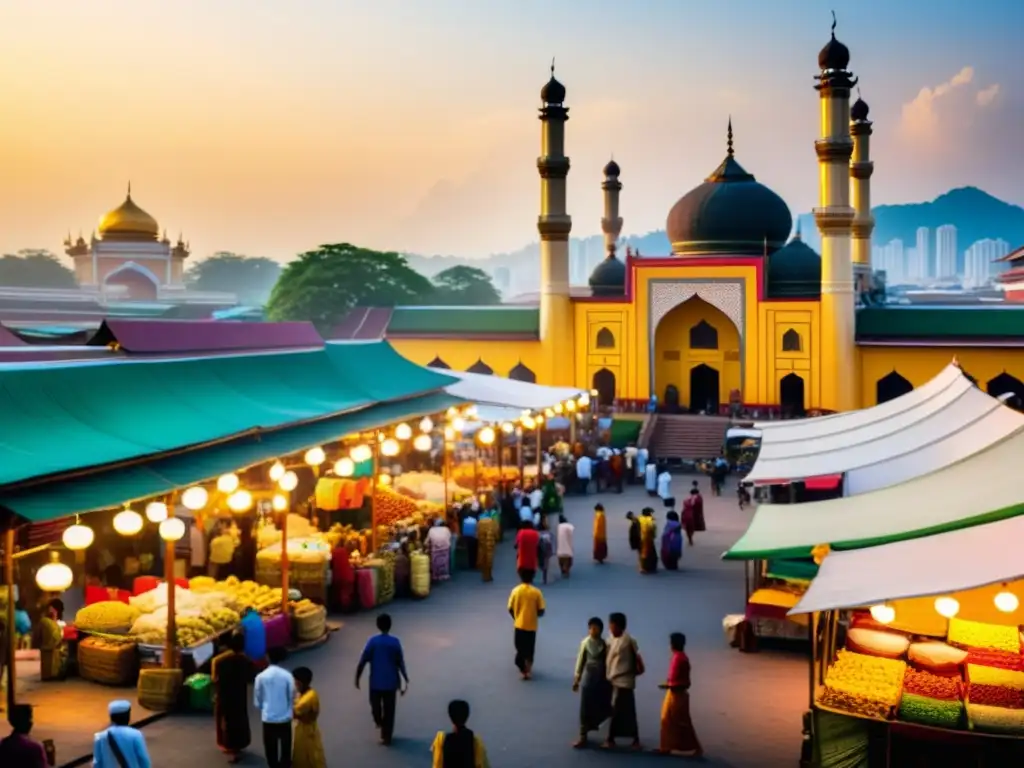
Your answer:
(106, 732), (130, 768)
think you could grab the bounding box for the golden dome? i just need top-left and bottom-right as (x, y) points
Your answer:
(98, 185), (159, 241)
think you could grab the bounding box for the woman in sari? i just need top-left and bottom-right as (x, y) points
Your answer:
(592, 504), (608, 564)
(292, 666), (326, 768)
(660, 511), (683, 570)
(638, 510), (658, 574)
(330, 542), (356, 612)
(211, 631), (253, 762)
(572, 617), (611, 748)
(432, 699), (489, 768)
(38, 599), (66, 682)
(656, 633), (703, 757)
(681, 491), (697, 547)
(427, 519), (453, 582)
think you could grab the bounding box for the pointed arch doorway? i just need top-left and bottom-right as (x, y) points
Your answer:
(876, 371), (913, 404)
(780, 373), (805, 417)
(689, 364), (720, 414)
(592, 368), (616, 408)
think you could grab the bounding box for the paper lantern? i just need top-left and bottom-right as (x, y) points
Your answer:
(269, 461), (286, 482)
(378, 473), (392, 486)
(413, 434), (432, 452)
(216, 473), (240, 493)
(477, 426), (496, 445)
(145, 501), (168, 523)
(579, 392), (590, 407)
(36, 552), (73, 592)
(995, 590), (1020, 613)
(62, 522), (94, 551)
(521, 416), (536, 430)
(227, 490), (253, 513)
(501, 422), (515, 434)
(395, 423), (413, 441)
(113, 509), (143, 536)
(419, 417), (434, 433)
(381, 438), (400, 457)
(159, 517), (186, 541)
(934, 596), (960, 619)
(278, 471), (299, 492)
(304, 446), (326, 466)
(272, 493), (289, 512)
(444, 426), (456, 441)
(554, 403), (563, 414)
(181, 486), (209, 511)
(869, 604), (895, 625)
(350, 444), (372, 463)
(544, 408), (554, 418)
(564, 399), (576, 412)
(451, 417), (465, 433)
(334, 457), (355, 477)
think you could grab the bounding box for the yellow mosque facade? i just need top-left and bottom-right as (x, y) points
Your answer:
(338, 28), (1024, 415)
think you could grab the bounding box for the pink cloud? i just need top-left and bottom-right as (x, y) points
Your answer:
(976, 83), (1001, 107)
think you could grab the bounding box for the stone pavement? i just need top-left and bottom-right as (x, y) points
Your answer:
(50, 478), (809, 767)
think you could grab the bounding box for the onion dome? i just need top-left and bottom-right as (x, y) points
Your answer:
(766, 223), (821, 298)
(589, 256), (626, 296)
(541, 61), (566, 104)
(818, 15), (850, 71)
(603, 159), (620, 177)
(665, 119), (793, 256)
(851, 95), (870, 121)
(98, 185), (159, 241)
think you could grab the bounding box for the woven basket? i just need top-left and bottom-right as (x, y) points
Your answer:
(78, 637), (138, 686)
(137, 668), (183, 712)
(295, 607), (326, 642)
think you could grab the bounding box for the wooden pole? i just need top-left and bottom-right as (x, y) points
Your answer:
(280, 496), (290, 615)
(473, 443), (479, 496)
(517, 427), (524, 485)
(4, 526), (15, 712)
(497, 432), (504, 500)
(370, 434), (380, 552)
(163, 499), (177, 670)
(535, 426), (542, 479)
(442, 434), (450, 510)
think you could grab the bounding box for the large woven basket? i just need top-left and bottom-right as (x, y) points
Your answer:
(295, 606), (327, 642)
(137, 668), (183, 712)
(78, 637), (138, 686)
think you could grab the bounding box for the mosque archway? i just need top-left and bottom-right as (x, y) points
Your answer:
(592, 368), (616, 407)
(987, 372), (1024, 411)
(595, 327), (616, 349)
(780, 373), (806, 417)
(876, 371), (913, 405)
(654, 296), (741, 412)
(104, 262), (159, 301)
(782, 329), (801, 352)
(427, 356), (450, 369)
(508, 362), (536, 383)
(467, 359), (493, 375)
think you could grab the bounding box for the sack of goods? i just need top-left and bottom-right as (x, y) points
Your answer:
(75, 602), (142, 635)
(292, 599), (327, 642)
(410, 551), (430, 599)
(78, 636), (139, 685)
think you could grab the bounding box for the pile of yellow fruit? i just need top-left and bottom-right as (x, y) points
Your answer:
(948, 617), (1021, 653)
(75, 601), (142, 634)
(216, 576), (284, 614)
(290, 598), (322, 620)
(818, 650), (906, 720)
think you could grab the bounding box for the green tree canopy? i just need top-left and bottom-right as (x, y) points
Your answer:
(266, 243), (434, 331)
(0, 250), (77, 288)
(431, 265), (501, 305)
(185, 252), (282, 305)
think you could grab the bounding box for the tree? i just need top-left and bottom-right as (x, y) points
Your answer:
(0, 250), (77, 288)
(266, 243), (434, 331)
(431, 265), (501, 305)
(185, 252), (281, 305)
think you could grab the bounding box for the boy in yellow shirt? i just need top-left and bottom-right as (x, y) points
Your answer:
(507, 569), (545, 680)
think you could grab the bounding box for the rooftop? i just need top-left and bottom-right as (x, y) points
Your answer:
(857, 305), (1024, 344)
(331, 305), (541, 340)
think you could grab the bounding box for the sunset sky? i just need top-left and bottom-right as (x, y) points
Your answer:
(0, 0), (1020, 262)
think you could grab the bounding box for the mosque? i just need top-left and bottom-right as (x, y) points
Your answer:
(338, 26), (1024, 414)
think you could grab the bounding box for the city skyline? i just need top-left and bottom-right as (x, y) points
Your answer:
(0, 0), (1021, 262)
(873, 224), (1010, 289)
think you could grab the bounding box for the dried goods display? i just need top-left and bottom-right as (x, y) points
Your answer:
(818, 650), (906, 719)
(948, 617), (1021, 653)
(908, 641), (968, 675)
(966, 648), (1024, 672)
(898, 692), (964, 729)
(968, 684), (1024, 709)
(903, 668), (961, 701)
(967, 664), (1024, 691)
(74, 602), (142, 634)
(374, 485), (419, 525)
(967, 703), (1024, 734)
(846, 628), (910, 659)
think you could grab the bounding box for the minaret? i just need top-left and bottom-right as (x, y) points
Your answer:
(850, 91), (874, 296)
(601, 158), (622, 257)
(813, 14), (858, 412)
(537, 62), (573, 375)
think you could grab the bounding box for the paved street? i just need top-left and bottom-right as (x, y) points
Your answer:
(107, 479), (808, 767)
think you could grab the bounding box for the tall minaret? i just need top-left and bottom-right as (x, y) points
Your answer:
(813, 14), (858, 413)
(601, 159), (623, 257)
(850, 92), (874, 296)
(537, 63), (573, 376)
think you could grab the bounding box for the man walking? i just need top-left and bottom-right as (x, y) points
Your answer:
(605, 612), (643, 750)
(355, 613), (409, 746)
(254, 647), (294, 768)
(92, 700), (152, 768)
(0, 704), (47, 768)
(507, 569), (546, 680)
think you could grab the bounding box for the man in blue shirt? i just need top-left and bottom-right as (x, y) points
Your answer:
(461, 509), (478, 571)
(355, 613), (408, 746)
(241, 607), (267, 664)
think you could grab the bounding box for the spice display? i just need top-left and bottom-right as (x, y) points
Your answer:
(967, 664), (1024, 691)
(903, 668), (960, 701)
(898, 692), (964, 729)
(967, 703), (1024, 734)
(966, 648), (1024, 672)
(948, 617), (1020, 653)
(968, 684), (1024, 709)
(818, 650), (906, 720)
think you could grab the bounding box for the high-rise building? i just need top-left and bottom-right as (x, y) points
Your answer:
(915, 227), (930, 278)
(935, 224), (957, 279)
(872, 239), (905, 283)
(964, 238), (1012, 288)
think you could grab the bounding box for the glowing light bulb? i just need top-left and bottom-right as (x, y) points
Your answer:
(334, 457), (355, 477)
(444, 426), (456, 441)
(413, 434), (432, 452)
(501, 422), (515, 434)
(419, 417), (434, 433)
(36, 552), (73, 592)
(934, 596), (960, 619)
(304, 447), (326, 466)
(145, 502), (168, 523)
(217, 473), (240, 493)
(579, 393), (590, 407)
(269, 462), (286, 482)
(381, 438), (400, 457)
(159, 517), (186, 541)
(544, 408), (554, 418)
(350, 444), (372, 463)
(565, 399), (576, 412)
(451, 417), (465, 433)
(395, 423), (413, 441)
(378, 473), (392, 486)
(272, 493), (289, 512)
(181, 486), (209, 511)
(995, 590), (1020, 613)
(227, 490), (253, 513)
(62, 522), (94, 550)
(554, 403), (563, 414)
(113, 509), (144, 536)
(278, 471), (299, 492)
(477, 426), (496, 445)
(869, 604), (895, 625)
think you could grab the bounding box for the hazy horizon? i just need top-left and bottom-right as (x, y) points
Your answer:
(0, 0), (1020, 263)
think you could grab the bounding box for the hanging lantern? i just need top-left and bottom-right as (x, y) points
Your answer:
(419, 417), (434, 433)
(446, 406), (458, 417)
(578, 393), (590, 407)
(413, 434), (432, 452)
(444, 426), (456, 441)
(279, 471), (299, 492)
(269, 461), (286, 482)
(272, 493), (289, 512)
(535, 414), (545, 425)
(395, 423), (413, 441)
(544, 408), (554, 418)
(378, 473), (392, 486)
(227, 490), (253, 513)
(934, 596), (960, 619)
(145, 501), (168, 523)
(380, 438), (400, 457)
(113, 508), (144, 536)
(501, 422), (515, 434)
(304, 447), (326, 466)
(995, 588), (1020, 613)
(554, 403), (564, 414)
(181, 486), (209, 511)
(565, 399), (576, 412)
(451, 417), (466, 433)
(350, 444), (372, 463)
(36, 551), (73, 592)
(159, 517), (186, 542)
(62, 521), (94, 551)
(869, 604), (895, 625)
(521, 416), (536, 430)
(334, 457), (355, 477)
(216, 473), (240, 493)
(477, 426), (496, 445)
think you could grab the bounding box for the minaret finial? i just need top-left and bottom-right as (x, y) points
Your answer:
(551, 57), (555, 77)
(127, 181), (132, 199)
(831, 10), (837, 37)
(726, 117), (734, 157)
(795, 219), (803, 239)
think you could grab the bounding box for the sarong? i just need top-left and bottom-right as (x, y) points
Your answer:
(608, 687), (639, 740)
(660, 690), (702, 754)
(430, 545), (450, 581)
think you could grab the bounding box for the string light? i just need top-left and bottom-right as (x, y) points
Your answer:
(217, 473), (240, 493)
(278, 471), (299, 492)
(269, 462), (286, 482)
(413, 434), (432, 452)
(381, 438), (400, 457)
(501, 422), (515, 434)
(477, 426), (496, 445)
(419, 417), (434, 433)
(145, 502), (168, 523)
(334, 457), (355, 477)
(350, 444), (372, 463)
(303, 447), (326, 466)
(395, 423), (413, 441)
(272, 493), (289, 512)
(934, 596), (960, 619)
(451, 417), (466, 433)
(227, 490), (253, 513)
(113, 508), (144, 536)
(869, 604), (895, 625)
(995, 587), (1020, 613)
(181, 486), (209, 511)
(159, 517), (186, 541)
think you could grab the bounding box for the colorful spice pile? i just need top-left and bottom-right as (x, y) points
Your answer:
(903, 668), (960, 701)
(966, 663), (1024, 734)
(948, 617), (1021, 653)
(966, 648), (1024, 672)
(898, 668), (964, 729)
(818, 650), (906, 719)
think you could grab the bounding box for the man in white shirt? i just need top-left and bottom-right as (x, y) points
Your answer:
(575, 455), (593, 494)
(645, 461), (658, 496)
(254, 646), (294, 768)
(636, 447), (649, 480)
(528, 484), (543, 512)
(657, 467), (673, 502)
(556, 514), (575, 577)
(92, 699), (151, 768)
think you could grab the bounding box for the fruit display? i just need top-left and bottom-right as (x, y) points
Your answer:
(967, 702), (1024, 734)
(948, 617), (1020, 653)
(450, 464), (518, 490)
(898, 692), (964, 729)
(75, 601), (142, 634)
(903, 668), (961, 701)
(375, 485), (418, 525)
(966, 648), (1024, 672)
(967, 663), (1024, 691)
(817, 650), (906, 720)
(376, 550), (397, 604)
(216, 577), (284, 614)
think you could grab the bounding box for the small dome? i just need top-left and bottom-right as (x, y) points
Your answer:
(767, 230), (821, 298)
(818, 32), (850, 71)
(851, 96), (870, 121)
(589, 256), (626, 296)
(603, 159), (620, 177)
(98, 189), (159, 241)
(541, 75), (566, 104)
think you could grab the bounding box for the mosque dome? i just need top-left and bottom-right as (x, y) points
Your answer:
(766, 226), (821, 298)
(98, 188), (159, 241)
(541, 74), (566, 104)
(851, 96), (870, 122)
(818, 31), (850, 71)
(588, 256), (626, 296)
(603, 159), (621, 177)
(665, 123), (792, 257)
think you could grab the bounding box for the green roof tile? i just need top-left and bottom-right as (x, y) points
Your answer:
(386, 306), (540, 337)
(857, 306), (1024, 340)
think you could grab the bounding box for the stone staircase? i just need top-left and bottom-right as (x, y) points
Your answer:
(649, 413), (731, 463)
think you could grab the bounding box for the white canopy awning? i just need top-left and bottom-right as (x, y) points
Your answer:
(441, 369), (584, 411)
(790, 515), (1024, 614)
(724, 424), (1024, 560)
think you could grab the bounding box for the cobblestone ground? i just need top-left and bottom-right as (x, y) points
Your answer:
(92, 478), (808, 767)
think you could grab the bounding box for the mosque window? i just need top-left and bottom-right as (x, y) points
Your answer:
(782, 329), (801, 352)
(689, 320), (718, 350)
(427, 356), (450, 369)
(509, 362), (537, 383)
(467, 359), (494, 375)
(595, 327), (616, 349)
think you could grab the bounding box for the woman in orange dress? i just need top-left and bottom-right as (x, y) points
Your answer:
(656, 633), (703, 757)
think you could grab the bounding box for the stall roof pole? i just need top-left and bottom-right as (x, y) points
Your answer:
(370, 433), (380, 553)
(536, 428), (542, 479)
(163, 495), (178, 670)
(4, 526), (15, 712)
(280, 492), (290, 616)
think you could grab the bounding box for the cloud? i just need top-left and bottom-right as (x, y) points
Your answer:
(898, 66), (975, 145)
(976, 83), (1001, 107)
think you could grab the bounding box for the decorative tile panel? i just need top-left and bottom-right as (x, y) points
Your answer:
(650, 281), (744, 337)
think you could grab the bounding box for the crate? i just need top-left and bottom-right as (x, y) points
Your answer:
(78, 637), (138, 686)
(137, 668), (183, 712)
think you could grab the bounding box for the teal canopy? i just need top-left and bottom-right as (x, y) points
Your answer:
(0, 340), (456, 488)
(0, 392), (459, 522)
